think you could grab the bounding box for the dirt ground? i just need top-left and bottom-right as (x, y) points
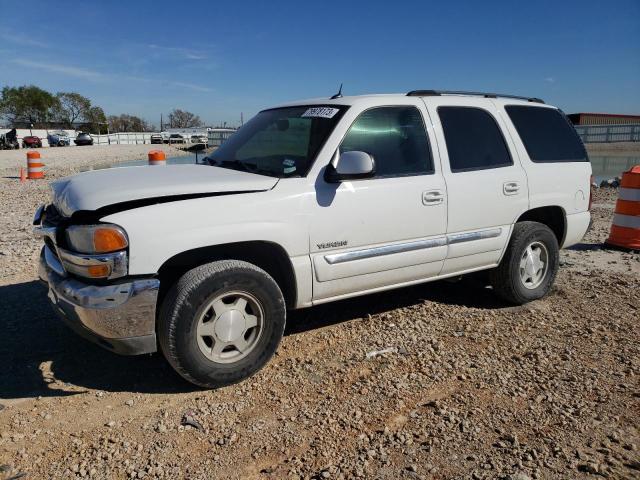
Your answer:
(0, 162), (638, 480)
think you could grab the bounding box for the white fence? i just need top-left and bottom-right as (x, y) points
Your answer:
(92, 133), (156, 145)
(575, 123), (640, 143)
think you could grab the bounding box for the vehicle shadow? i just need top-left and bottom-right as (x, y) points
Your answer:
(286, 273), (507, 335)
(0, 275), (507, 400)
(567, 242), (604, 252)
(0, 281), (193, 400)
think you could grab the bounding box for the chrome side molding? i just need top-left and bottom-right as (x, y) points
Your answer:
(447, 228), (502, 245)
(325, 237), (447, 265)
(323, 228), (502, 265)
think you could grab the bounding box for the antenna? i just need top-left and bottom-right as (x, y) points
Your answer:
(330, 83), (343, 99)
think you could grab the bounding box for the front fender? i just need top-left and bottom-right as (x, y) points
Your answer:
(101, 190), (308, 276)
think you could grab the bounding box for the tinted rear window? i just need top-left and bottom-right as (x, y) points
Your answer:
(505, 106), (587, 162)
(438, 107), (513, 172)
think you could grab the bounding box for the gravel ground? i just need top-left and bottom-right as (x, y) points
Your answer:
(0, 144), (189, 172)
(0, 163), (638, 480)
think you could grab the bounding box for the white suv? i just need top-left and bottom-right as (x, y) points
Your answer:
(35, 90), (592, 388)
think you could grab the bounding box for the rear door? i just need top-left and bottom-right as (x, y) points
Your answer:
(309, 103), (448, 301)
(499, 103), (592, 247)
(424, 98), (529, 275)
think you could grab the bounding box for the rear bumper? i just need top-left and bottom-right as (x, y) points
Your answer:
(563, 211), (592, 248)
(39, 246), (159, 355)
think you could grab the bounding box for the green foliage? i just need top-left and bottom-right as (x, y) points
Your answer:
(54, 92), (92, 127)
(0, 85), (60, 127)
(80, 106), (108, 133)
(107, 114), (151, 132)
(0, 84), (153, 133)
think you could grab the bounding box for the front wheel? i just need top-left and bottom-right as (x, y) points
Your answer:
(158, 260), (286, 388)
(490, 221), (559, 305)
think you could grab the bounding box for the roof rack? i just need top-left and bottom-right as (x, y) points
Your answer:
(406, 90), (544, 104)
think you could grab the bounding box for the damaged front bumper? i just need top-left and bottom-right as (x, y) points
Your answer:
(39, 245), (159, 355)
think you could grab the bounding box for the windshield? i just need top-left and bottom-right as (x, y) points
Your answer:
(205, 105), (348, 178)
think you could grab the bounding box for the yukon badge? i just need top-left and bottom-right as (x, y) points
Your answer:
(316, 240), (347, 250)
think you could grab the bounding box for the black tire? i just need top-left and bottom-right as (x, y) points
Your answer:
(490, 221), (559, 305)
(158, 260), (286, 388)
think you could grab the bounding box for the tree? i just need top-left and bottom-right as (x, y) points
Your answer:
(0, 85), (59, 127)
(54, 92), (92, 127)
(107, 114), (151, 132)
(167, 109), (203, 128)
(80, 106), (107, 134)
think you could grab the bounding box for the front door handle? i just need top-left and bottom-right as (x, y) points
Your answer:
(422, 190), (444, 205)
(503, 182), (520, 195)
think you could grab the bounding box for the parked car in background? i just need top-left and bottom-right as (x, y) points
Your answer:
(22, 136), (42, 148)
(190, 134), (208, 145)
(0, 129), (20, 150)
(47, 131), (70, 147)
(150, 134), (163, 144)
(169, 133), (186, 144)
(160, 132), (170, 143)
(74, 132), (94, 146)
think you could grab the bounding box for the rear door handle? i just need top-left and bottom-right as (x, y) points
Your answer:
(422, 190), (444, 205)
(503, 182), (520, 195)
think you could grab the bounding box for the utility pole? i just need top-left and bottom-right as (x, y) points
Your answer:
(160, 113), (163, 131)
(240, 112), (244, 126)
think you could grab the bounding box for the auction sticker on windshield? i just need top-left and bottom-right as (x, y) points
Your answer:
(301, 107), (340, 119)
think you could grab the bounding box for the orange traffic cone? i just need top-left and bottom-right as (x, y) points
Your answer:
(19, 167), (26, 183)
(148, 150), (166, 165)
(605, 165), (640, 250)
(27, 151), (45, 179)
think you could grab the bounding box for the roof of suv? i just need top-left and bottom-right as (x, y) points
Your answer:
(274, 91), (556, 110)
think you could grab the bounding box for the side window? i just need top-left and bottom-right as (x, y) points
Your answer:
(438, 106), (513, 172)
(340, 106), (433, 177)
(505, 106), (587, 162)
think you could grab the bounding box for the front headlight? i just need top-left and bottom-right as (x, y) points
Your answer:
(65, 224), (128, 254)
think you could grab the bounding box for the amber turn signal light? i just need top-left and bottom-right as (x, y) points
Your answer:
(93, 227), (128, 253)
(87, 264), (111, 278)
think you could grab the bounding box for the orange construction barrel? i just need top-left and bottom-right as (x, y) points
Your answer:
(605, 165), (640, 250)
(148, 150), (166, 166)
(27, 151), (44, 179)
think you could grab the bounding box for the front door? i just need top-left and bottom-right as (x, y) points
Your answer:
(309, 104), (448, 302)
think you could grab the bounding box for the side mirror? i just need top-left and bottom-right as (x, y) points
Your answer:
(325, 150), (375, 183)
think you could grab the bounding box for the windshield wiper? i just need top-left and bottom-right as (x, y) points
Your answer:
(210, 159), (252, 173)
(208, 158), (280, 177)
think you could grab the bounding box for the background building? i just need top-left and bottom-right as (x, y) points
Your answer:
(568, 113), (640, 125)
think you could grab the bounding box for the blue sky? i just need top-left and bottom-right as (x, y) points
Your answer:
(1, 0), (638, 126)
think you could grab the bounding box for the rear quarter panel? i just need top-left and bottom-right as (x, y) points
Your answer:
(494, 100), (592, 247)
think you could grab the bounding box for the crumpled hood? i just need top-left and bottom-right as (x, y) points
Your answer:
(51, 164), (278, 217)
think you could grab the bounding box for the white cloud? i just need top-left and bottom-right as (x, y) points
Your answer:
(147, 44), (208, 61)
(13, 59), (105, 80)
(544, 77), (556, 84)
(1, 30), (49, 48)
(170, 81), (213, 93)
(12, 59), (212, 93)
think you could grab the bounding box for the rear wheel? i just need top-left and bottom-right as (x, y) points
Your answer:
(490, 221), (559, 305)
(158, 260), (286, 388)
